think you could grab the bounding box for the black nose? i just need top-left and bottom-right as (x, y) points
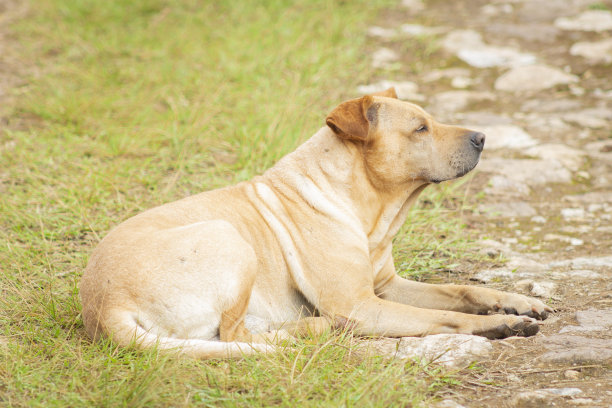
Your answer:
(470, 132), (486, 152)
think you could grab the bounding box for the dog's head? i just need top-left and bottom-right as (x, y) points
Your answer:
(326, 88), (485, 188)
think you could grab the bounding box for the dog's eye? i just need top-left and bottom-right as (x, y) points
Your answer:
(415, 125), (428, 133)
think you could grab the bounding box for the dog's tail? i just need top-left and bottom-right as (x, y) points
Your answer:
(88, 309), (276, 359)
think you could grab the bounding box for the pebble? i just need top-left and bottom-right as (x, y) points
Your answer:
(400, 24), (446, 36)
(396, 334), (492, 368)
(371, 47), (399, 68)
(524, 144), (585, 172)
(473, 269), (514, 283)
(563, 369), (581, 380)
(541, 388), (582, 397)
(570, 38), (612, 64)
(421, 67), (471, 82)
(495, 65), (578, 92)
(434, 399), (466, 408)
(515, 279), (555, 298)
(555, 10), (612, 32)
(470, 125), (537, 150)
(486, 175), (531, 197)
(478, 201), (537, 218)
(531, 215), (546, 224)
(561, 208), (585, 220)
(539, 335), (612, 364)
(478, 158), (572, 186)
(549, 256), (612, 269)
(510, 391), (552, 408)
(427, 90), (495, 114)
(356, 80), (424, 101)
(367, 26), (396, 38)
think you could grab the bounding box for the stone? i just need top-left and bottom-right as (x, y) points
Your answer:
(473, 269), (514, 283)
(564, 191), (612, 205)
(356, 80), (423, 101)
(434, 400), (466, 408)
(400, 24), (446, 36)
(524, 144), (586, 172)
(555, 10), (612, 32)
(544, 234), (583, 245)
(478, 202), (537, 218)
(570, 399), (594, 405)
(485, 175), (531, 197)
(585, 140), (612, 162)
(564, 108), (612, 129)
(401, 0), (424, 13)
(478, 158), (572, 186)
(515, 280), (555, 297)
(396, 334), (493, 368)
(539, 335), (612, 363)
(371, 48), (399, 68)
(427, 91), (495, 114)
(561, 208), (586, 220)
(549, 256), (612, 269)
(563, 370), (581, 380)
(495, 65), (578, 92)
(576, 308), (612, 328)
(367, 26), (396, 39)
(457, 46), (535, 69)
(551, 269), (600, 279)
(570, 38), (612, 64)
(531, 215), (546, 224)
(421, 68), (471, 82)
(471, 125), (537, 150)
(485, 23), (560, 43)
(450, 76), (474, 89)
(541, 388), (582, 397)
(441, 29), (535, 68)
(511, 391), (554, 408)
(520, 98), (582, 113)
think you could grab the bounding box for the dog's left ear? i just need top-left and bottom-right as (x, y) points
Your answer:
(326, 95), (375, 142)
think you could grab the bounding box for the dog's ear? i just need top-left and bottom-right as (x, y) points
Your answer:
(326, 95), (375, 142)
(370, 87), (397, 99)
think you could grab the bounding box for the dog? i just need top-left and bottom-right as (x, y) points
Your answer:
(80, 88), (552, 358)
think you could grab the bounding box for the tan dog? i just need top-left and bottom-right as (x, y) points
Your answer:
(80, 88), (552, 358)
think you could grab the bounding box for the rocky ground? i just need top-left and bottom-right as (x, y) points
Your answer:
(362, 0), (612, 406)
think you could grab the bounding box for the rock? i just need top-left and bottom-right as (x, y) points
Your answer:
(531, 215), (546, 224)
(549, 256), (612, 269)
(539, 335), (612, 364)
(525, 144), (586, 172)
(485, 175), (531, 197)
(396, 334), (492, 368)
(576, 308), (612, 328)
(541, 388), (582, 397)
(367, 26), (396, 38)
(401, 0), (424, 13)
(471, 125), (537, 150)
(485, 23), (560, 43)
(400, 24), (446, 36)
(506, 255), (547, 273)
(544, 234), (583, 246)
(570, 38), (612, 64)
(515, 280), (555, 297)
(551, 269), (600, 279)
(520, 98), (583, 113)
(356, 80), (424, 101)
(511, 391), (554, 408)
(478, 202), (537, 218)
(495, 65), (578, 92)
(371, 47), (399, 68)
(585, 140), (612, 162)
(450, 76), (474, 89)
(481, 3), (513, 16)
(457, 46), (535, 69)
(563, 369), (581, 380)
(570, 398), (594, 405)
(564, 191), (612, 205)
(441, 29), (535, 68)
(473, 269), (514, 283)
(421, 68), (471, 83)
(427, 91), (495, 114)
(555, 10), (612, 32)
(564, 108), (612, 129)
(478, 158), (572, 186)
(561, 208), (586, 220)
(434, 400), (466, 408)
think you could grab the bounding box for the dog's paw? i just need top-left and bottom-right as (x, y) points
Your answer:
(474, 315), (540, 339)
(492, 293), (553, 320)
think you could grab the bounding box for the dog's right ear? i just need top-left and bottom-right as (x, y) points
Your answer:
(326, 95), (375, 142)
(370, 87), (397, 99)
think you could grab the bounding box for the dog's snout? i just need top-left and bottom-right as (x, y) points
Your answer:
(469, 132), (486, 152)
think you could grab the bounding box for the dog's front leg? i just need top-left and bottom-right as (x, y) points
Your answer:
(374, 257), (552, 320)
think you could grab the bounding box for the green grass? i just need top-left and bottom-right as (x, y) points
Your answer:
(1, 0), (477, 405)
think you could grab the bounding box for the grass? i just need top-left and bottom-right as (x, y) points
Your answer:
(1, 0), (478, 406)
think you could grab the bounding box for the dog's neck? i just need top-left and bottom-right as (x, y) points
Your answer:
(263, 127), (429, 251)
